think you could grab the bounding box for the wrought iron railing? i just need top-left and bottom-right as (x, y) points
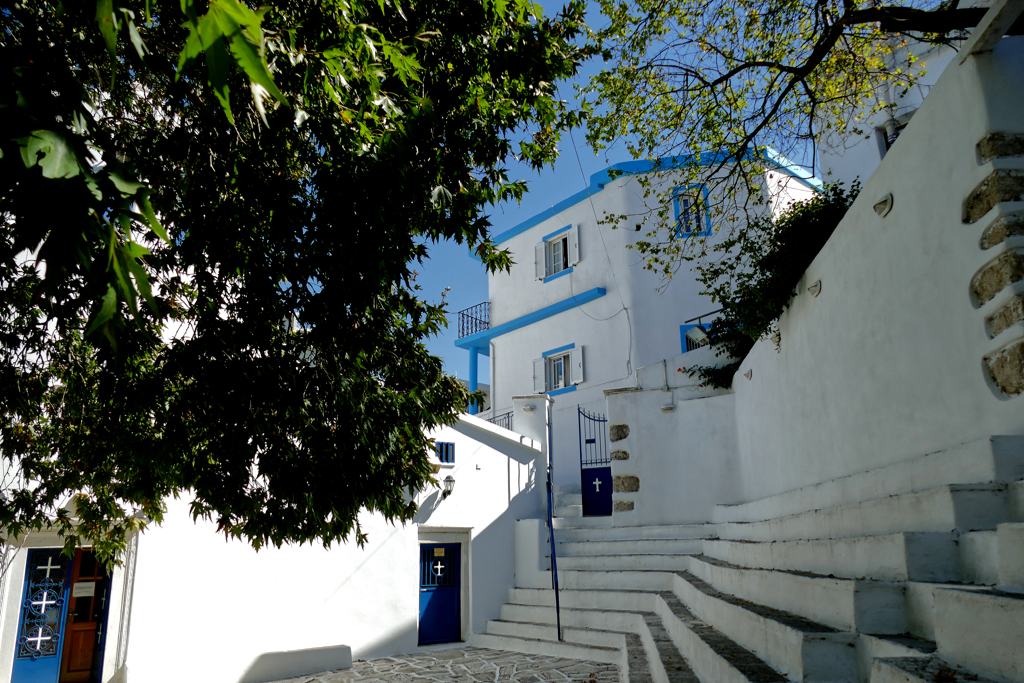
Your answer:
(487, 410), (513, 431)
(578, 407), (610, 468)
(457, 302), (490, 339)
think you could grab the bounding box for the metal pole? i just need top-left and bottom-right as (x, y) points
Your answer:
(544, 397), (563, 642)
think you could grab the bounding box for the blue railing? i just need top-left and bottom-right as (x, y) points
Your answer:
(544, 403), (563, 642)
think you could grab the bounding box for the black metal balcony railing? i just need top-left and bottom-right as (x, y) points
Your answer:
(487, 410), (513, 431)
(457, 302), (490, 339)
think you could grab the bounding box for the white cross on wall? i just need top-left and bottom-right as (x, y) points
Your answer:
(433, 560), (445, 576)
(31, 591), (55, 614)
(37, 557), (60, 579)
(593, 478), (602, 492)
(26, 627), (49, 650)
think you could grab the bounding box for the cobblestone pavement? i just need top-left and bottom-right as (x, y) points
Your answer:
(269, 646), (620, 683)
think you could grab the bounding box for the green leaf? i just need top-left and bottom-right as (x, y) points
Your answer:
(135, 190), (170, 243)
(109, 169), (146, 196)
(20, 131), (80, 179)
(211, 3), (288, 107)
(95, 0), (118, 57)
(86, 284), (118, 337)
(127, 18), (148, 58)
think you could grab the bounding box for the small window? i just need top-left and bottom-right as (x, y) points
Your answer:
(673, 187), (708, 237)
(535, 226), (579, 280)
(533, 346), (584, 393)
(436, 442), (454, 463)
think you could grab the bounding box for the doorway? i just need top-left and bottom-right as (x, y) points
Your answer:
(417, 543), (461, 645)
(10, 548), (112, 683)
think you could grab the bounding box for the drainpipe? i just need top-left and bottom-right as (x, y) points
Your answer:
(468, 346), (479, 415)
(490, 340), (496, 416)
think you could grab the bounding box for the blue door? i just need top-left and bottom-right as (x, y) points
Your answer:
(11, 549), (71, 683)
(579, 407), (613, 516)
(418, 543), (461, 645)
(582, 466), (613, 516)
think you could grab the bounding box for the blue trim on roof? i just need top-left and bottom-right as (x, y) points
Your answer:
(547, 385), (577, 397)
(454, 288), (606, 350)
(542, 224), (573, 242)
(485, 150), (822, 248)
(542, 343), (575, 358)
(543, 267), (573, 283)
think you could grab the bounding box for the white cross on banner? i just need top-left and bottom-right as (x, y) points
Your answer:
(593, 478), (602, 492)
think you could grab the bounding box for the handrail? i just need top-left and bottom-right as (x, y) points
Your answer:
(683, 308), (723, 324)
(544, 399), (563, 641)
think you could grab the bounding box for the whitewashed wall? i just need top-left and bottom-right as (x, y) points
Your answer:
(124, 414), (545, 683)
(731, 37), (1024, 501)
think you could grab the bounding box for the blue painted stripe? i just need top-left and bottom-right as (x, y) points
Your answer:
(543, 267), (572, 283)
(454, 287), (606, 350)
(542, 343), (575, 358)
(542, 224), (572, 242)
(547, 385), (577, 397)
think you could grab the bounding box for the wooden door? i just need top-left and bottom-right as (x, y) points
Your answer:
(58, 550), (108, 683)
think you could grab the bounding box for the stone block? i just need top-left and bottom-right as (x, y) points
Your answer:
(978, 132), (1024, 164)
(980, 210), (1024, 249)
(964, 169), (1024, 223)
(609, 424), (630, 442)
(985, 338), (1024, 396)
(613, 500), (635, 512)
(611, 450), (630, 460)
(971, 250), (1024, 306)
(987, 294), (1024, 337)
(613, 475), (640, 493)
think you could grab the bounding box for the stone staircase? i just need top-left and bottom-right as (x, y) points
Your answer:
(473, 437), (1024, 683)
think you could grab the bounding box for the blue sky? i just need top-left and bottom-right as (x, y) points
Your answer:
(417, 1), (630, 381)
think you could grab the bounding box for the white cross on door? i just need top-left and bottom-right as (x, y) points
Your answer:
(26, 627), (49, 650)
(593, 478), (602, 492)
(433, 560), (445, 576)
(31, 591), (55, 614)
(37, 556), (60, 579)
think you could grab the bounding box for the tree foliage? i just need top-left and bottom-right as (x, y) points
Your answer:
(581, 0), (1020, 275)
(0, 0), (589, 561)
(686, 182), (859, 388)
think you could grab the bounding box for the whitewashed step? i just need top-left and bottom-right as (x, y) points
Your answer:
(558, 539), (704, 556)
(555, 505), (583, 518)
(933, 587), (1024, 683)
(558, 555), (691, 572)
(903, 582), (992, 641)
(557, 569), (857, 683)
(505, 587), (790, 683)
(871, 657), (1002, 683)
(555, 524), (716, 543)
(470, 632), (623, 665)
(486, 619), (626, 649)
(557, 483), (583, 495)
(703, 532), (959, 582)
(958, 530), (998, 584)
(686, 555), (905, 634)
(1009, 480), (1024, 521)
(553, 516), (615, 529)
(996, 522), (1024, 590)
(557, 493), (584, 506)
(713, 437), (1024, 524)
(856, 634), (936, 683)
(716, 484), (1007, 543)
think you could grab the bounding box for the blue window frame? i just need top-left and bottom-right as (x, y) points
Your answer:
(436, 442), (454, 463)
(673, 185), (712, 237)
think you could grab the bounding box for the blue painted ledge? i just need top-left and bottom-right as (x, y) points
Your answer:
(547, 385), (577, 397)
(454, 288), (607, 350)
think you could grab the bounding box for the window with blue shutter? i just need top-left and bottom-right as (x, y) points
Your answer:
(436, 442), (455, 463)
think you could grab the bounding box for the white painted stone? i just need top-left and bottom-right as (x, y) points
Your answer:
(470, 632), (624, 666)
(1009, 481), (1024, 521)
(557, 538), (703, 556)
(713, 437), (1024, 524)
(684, 555), (905, 634)
(557, 555), (692, 572)
(958, 530), (999, 585)
(997, 522), (1024, 590)
(933, 587), (1024, 682)
(554, 524), (715, 543)
(238, 645), (352, 683)
(856, 636), (933, 683)
(716, 485), (1008, 543)
(704, 532), (959, 582)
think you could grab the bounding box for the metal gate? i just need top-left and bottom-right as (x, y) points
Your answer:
(578, 407), (612, 516)
(418, 543), (461, 645)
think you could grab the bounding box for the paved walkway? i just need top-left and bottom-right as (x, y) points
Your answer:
(271, 646), (620, 683)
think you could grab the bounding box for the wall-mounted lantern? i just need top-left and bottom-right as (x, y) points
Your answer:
(442, 475), (456, 499)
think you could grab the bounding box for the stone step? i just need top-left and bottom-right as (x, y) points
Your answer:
(903, 582), (991, 641)
(685, 555), (905, 634)
(555, 524), (716, 543)
(556, 569), (857, 683)
(553, 516), (614, 529)
(557, 539), (704, 556)
(558, 493), (584, 506)
(558, 555), (691, 573)
(703, 532), (959, 582)
(557, 482), (583, 495)
(1010, 480), (1024, 520)
(958, 530), (999, 584)
(996, 522), (1024, 590)
(713, 437), (1024, 524)
(933, 587), (1024, 682)
(469, 632), (624, 666)
(485, 619), (625, 649)
(504, 588), (789, 683)
(716, 484), (1008, 543)
(555, 505), (583, 518)
(856, 634), (936, 683)
(870, 657), (1003, 683)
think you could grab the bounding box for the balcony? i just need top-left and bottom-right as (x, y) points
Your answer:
(457, 302), (490, 339)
